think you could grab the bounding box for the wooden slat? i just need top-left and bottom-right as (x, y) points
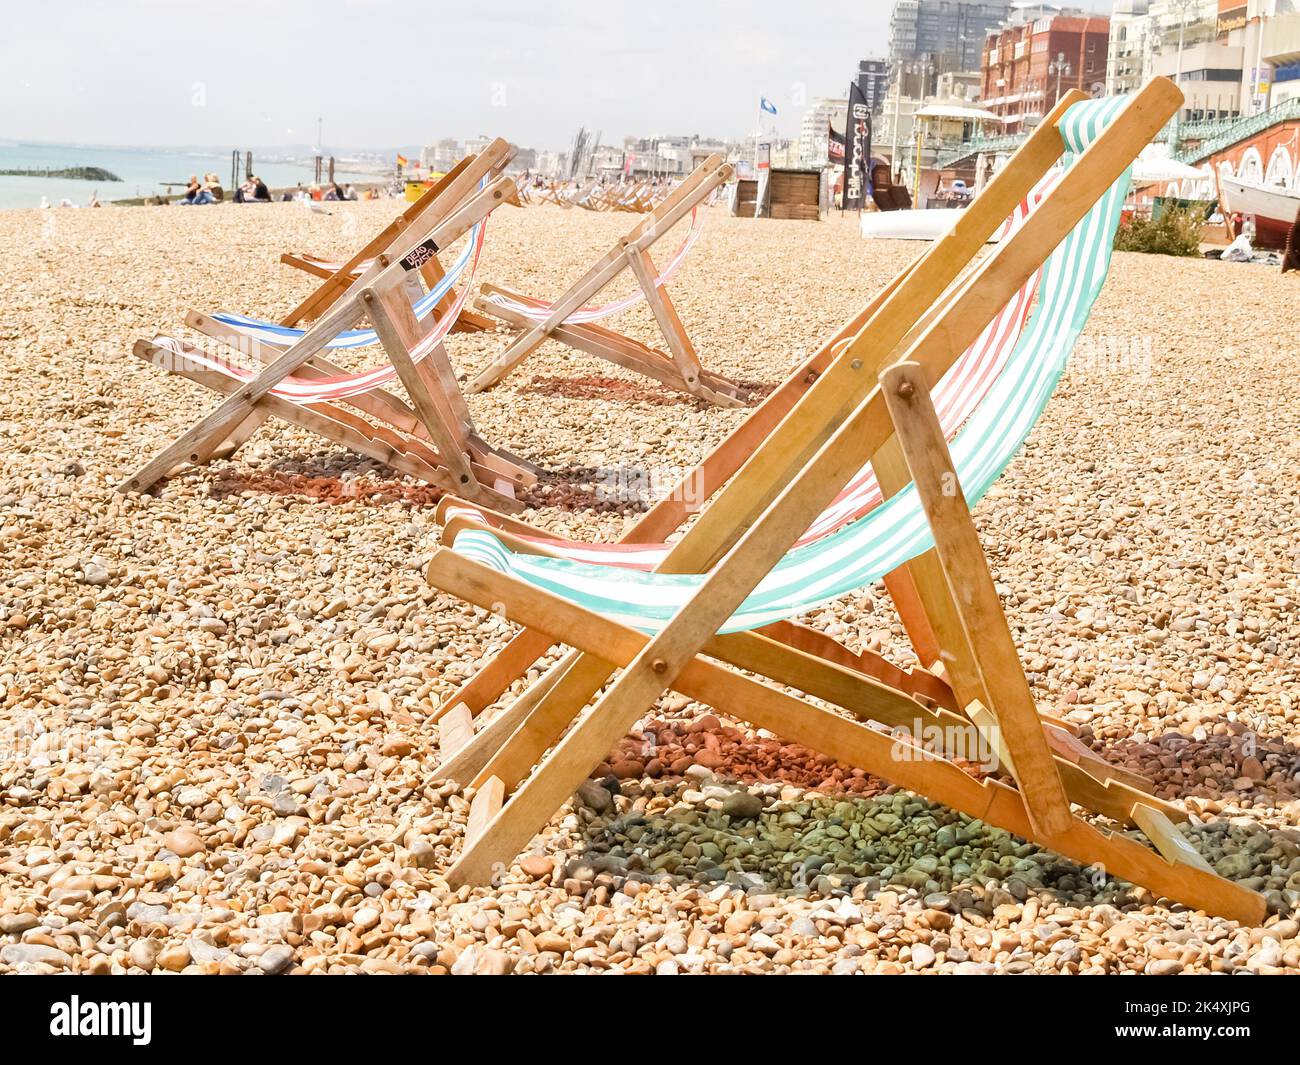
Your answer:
(883, 359), (1071, 837)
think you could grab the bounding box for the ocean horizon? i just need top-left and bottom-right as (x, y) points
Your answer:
(0, 141), (383, 210)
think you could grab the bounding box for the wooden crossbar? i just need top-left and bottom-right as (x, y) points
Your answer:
(467, 155), (750, 406)
(278, 152), (502, 331)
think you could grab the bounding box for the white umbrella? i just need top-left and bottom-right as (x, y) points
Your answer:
(1131, 149), (1207, 185)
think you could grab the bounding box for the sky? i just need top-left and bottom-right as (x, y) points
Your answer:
(0, 0), (1114, 152)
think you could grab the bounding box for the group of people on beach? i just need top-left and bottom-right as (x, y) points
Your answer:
(176, 172), (271, 205)
(175, 173), (365, 205)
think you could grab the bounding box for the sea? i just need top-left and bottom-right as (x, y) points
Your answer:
(0, 142), (381, 210)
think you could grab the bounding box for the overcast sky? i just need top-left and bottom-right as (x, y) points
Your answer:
(1, 0), (1113, 151)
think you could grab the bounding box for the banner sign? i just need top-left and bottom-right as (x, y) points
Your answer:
(843, 82), (872, 211)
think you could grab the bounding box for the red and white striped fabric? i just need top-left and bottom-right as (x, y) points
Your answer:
(480, 207), (707, 325)
(444, 169), (1062, 569)
(155, 223), (486, 406)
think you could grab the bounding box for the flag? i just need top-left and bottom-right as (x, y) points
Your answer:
(396, 153), (409, 168)
(760, 96), (778, 115)
(828, 117), (846, 165)
(842, 81), (872, 211)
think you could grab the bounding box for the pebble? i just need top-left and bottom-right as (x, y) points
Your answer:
(721, 791), (765, 819)
(0, 203), (1295, 976)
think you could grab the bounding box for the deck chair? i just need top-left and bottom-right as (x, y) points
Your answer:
(421, 82), (1266, 924)
(426, 161), (1061, 751)
(467, 155), (751, 408)
(277, 155), (502, 334)
(121, 140), (538, 509)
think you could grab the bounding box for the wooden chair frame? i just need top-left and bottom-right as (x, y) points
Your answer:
(467, 155), (750, 408)
(421, 80), (1266, 924)
(277, 154), (507, 334)
(121, 140), (537, 509)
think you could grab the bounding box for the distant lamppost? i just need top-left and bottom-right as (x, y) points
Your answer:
(890, 57), (932, 187)
(1048, 52), (1072, 104)
(1169, 0), (1198, 140)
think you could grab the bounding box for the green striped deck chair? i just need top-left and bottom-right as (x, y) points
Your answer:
(424, 80), (1266, 924)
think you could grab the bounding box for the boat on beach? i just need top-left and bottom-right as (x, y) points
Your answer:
(1218, 174), (1300, 250)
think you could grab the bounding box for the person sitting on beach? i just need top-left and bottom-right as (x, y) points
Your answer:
(343, 183), (358, 201)
(234, 175), (271, 203)
(202, 173), (224, 203)
(322, 183), (340, 201)
(179, 173), (219, 205)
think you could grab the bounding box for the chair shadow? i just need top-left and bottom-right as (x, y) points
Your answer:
(514, 464), (657, 517)
(207, 452), (447, 508)
(205, 452), (661, 518)
(555, 712), (1299, 912)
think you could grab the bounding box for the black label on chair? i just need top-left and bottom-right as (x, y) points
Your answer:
(400, 238), (440, 271)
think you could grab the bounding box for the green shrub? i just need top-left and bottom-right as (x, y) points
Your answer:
(1113, 203), (1203, 257)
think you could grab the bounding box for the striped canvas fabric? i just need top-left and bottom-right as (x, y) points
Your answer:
(450, 96), (1133, 634)
(207, 219), (485, 352)
(442, 169), (1064, 569)
(158, 220), (486, 405)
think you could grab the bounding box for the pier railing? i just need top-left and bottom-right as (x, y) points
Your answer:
(933, 98), (1300, 173)
(1174, 98), (1300, 164)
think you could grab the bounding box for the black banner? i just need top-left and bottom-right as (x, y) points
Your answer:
(842, 80), (872, 211)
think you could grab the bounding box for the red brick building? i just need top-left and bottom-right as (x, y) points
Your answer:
(981, 15), (1111, 134)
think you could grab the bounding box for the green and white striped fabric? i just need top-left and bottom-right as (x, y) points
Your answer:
(451, 96), (1134, 635)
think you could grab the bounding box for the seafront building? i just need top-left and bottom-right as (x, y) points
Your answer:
(889, 0), (1016, 78)
(798, 97), (849, 166)
(981, 12), (1112, 133)
(1104, 1), (1300, 121)
(855, 58), (892, 112)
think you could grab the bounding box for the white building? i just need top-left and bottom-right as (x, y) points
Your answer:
(535, 150), (567, 177)
(420, 137), (459, 172)
(798, 97), (847, 167)
(1104, 1), (1300, 120)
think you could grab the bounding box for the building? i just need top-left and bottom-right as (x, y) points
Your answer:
(508, 147), (538, 173)
(889, 0), (1015, 77)
(855, 57), (891, 112)
(1102, 2), (1231, 112)
(419, 137), (459, 172)
(1086, 1), (1295, 127)
(936, 69), (983, 100)
(535, 150), (567, 177)
(798, 97), (847, 166)
(1105, 1), (1153, 96)
(982, 13), (1111, 133)
(1262, 2), (1300, 107)
(1223, 0), (1300, 114)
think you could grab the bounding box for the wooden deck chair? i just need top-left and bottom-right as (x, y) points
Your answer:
(277, 153), (502, 334)
(426, 158), (1064, 754)
(421, 81), (1266, 924)
(468, 155), (750, 407)
(120, 145), (537, 509)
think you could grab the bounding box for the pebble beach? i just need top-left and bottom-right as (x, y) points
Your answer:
(0, 197), (1298, 975)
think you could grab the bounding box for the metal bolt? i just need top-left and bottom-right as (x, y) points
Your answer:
(851, 359), (862, 370)
(898, 380), (915, 398)
(651, 659), (668, 674)
(363, 291), (374, 303)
